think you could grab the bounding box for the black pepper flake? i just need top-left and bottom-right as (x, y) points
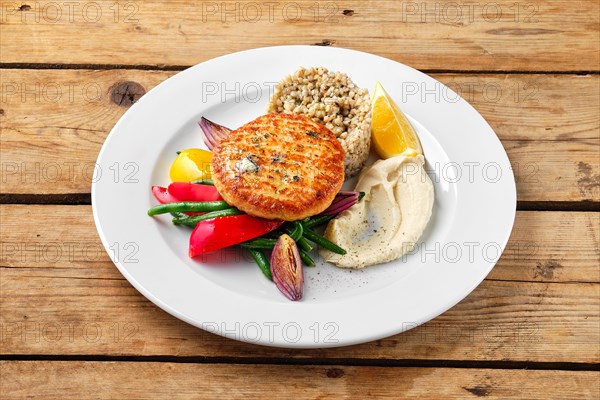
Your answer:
(306, 131), (319, 138)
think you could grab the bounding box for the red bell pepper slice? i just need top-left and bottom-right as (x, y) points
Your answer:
(152, 183), (222, 203)
(152, 183), (223, 216)
(167, 182), (222, 202)
(189, 215), (284, 257)
(151, 186), (179, 204)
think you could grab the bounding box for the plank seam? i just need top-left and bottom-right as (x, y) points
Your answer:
(484, 278), (599, 285)
(516, 201), (600, 212)
(0, 63), (598, 75)
(1, 355), (599, 371)
(2, 195), (599, 212)
(2, 266), (597, 284)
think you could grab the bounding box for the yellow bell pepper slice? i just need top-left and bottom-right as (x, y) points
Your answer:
(169, 149), (212, 182)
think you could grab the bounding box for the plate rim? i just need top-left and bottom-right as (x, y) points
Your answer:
(92, 45), (517, 348)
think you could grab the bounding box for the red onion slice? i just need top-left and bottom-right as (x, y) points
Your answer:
(321, 191), (363, 215)
(271, 234), (304, 301)
(199, 117), (231, 150)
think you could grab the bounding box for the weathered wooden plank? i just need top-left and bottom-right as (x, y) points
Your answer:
(2, 70), (596, 144)
(505, 140), (599, 203)
(1, 70), (598, 200)
(0, 69), (172, 195)
(1, 361), (598, 399)
(3, 270), (596, 362)
(1, 205), (598, 362)
(0, 1), (598, 71)
(1, 205), (598, 283)
(489, 211), (600, 283)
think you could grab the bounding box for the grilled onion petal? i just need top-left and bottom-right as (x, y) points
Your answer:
(199, 117), (231, 150)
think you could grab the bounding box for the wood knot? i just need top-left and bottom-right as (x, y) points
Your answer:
(111, 81), (146, 106)
(463, 385), (492, 397)
(19, 4), (31, 11)
(343, 9), (355, 16)
(313, 39), (336, 47)
(326, 368), (344, 378)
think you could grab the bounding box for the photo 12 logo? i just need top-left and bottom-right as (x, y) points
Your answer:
(394, 160), (534, 186)
(1, 81), (103, 104)
(201, 81), (279, 104)
(401, 241), (504, 264)
(0, 240), (139, 265)
(399, 321), (540, 344)
(0, 161), (141, 186)
(398, 2), (539, 24)
(399, 81), (539, 105)
(201, 320), (340, 344)
(200, 1), (342, 23)
(1, 1), (140, 23)
(1, 321), (139, 344)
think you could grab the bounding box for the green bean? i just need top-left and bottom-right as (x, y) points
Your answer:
(265, 231), (282, 239)
(148, 201), (230, 216)
(297, 236), (314, 252)
(239, 238), (277, 249)
(249, 249), (272, 280)
(170, 211), (188, 219)
(285, 221), (303, 241)
(303, 229), (347, 255)
(299, 249), (315, 267)
(262, 222), (301, 241)
(302, 214), (335, 229)
(190, 178), (214, 185)
(259, 223), (306, 247)
(172, 208), (243, 226)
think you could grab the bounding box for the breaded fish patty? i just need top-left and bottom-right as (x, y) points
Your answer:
(211, 114), (345, 221)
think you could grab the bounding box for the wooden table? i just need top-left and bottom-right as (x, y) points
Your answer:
(1, 1), (599, 398)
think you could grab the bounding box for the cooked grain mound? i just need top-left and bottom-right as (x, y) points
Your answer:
(211, 113), (345, 221)
(268, 67), (371, 177)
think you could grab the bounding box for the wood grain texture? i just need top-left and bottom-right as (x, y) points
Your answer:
(488, 211), (600, 283)
(0, 1), (598, 71)
(1, 0), (597, 392)
(1, 361), (599, 399)
(1, 205), (598, 283)
(1, 205), (598, 362)
(1, 70), (598, 200)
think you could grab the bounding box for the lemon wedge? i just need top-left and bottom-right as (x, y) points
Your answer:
(371, 82), (423, 159)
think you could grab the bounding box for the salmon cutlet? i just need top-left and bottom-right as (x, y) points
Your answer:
(211, 113), (345, 221)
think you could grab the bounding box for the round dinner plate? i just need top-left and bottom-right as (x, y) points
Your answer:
(92, 46), (516, 348)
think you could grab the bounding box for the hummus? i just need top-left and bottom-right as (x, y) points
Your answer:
(321, 154), (434, 268)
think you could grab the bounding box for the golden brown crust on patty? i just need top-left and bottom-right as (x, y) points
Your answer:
(211, 114), (345, 221)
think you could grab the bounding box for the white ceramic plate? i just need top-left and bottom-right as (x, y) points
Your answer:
(92, 46), (516, 348)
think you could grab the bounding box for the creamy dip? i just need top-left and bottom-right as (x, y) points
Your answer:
(321, 154), (434, 268)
